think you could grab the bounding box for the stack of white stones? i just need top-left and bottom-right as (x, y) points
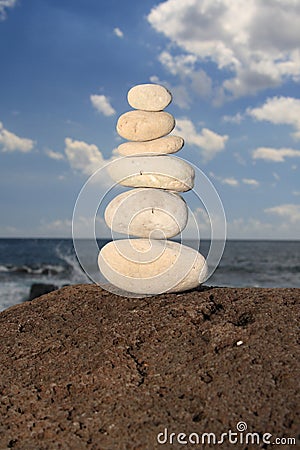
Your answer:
(98, 84), (208, 295)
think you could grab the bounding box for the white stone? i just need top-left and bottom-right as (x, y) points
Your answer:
(117, 135), (184, 156)
(127, 84), (172, 111)
(105, 188), (188, 239)
(98, 239), (208, 295)
(116, 110), (175, 141)
(107, 155), (194, 192)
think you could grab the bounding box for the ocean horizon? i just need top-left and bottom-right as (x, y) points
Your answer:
(0, 238), (299, 312)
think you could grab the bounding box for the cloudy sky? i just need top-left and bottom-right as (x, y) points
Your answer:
(0, 0), (299, 239)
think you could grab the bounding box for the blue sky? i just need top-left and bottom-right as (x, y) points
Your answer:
(0, 0), (299, 239)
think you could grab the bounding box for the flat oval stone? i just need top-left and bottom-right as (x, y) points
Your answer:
(98, 239), (208, 295)
(116, 110), (175, 141)
(107, 155), (194, 192)
(127, 84), (172, 111)
(105, 188), (188, 239)
(117, 135), (184, 156)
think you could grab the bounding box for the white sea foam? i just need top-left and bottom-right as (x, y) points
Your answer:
(0, 243), (92, 312)
(0, 264), (66, 275)
(0, 281), (30, 311)
(55, 245), (91, 284)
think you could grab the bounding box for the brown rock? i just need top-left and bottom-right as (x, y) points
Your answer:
(0, 285), (299, 449)
(27, 283), (58, 301)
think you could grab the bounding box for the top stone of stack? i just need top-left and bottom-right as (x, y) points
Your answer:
(127, 84), (172, 111)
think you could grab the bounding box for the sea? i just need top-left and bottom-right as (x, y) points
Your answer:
(0, 238), (299, 312)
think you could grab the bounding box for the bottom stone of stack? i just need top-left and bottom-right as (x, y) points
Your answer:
(98, 239), (207, 295)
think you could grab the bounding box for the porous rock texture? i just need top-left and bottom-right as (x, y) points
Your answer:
(0, 284), (299, 449)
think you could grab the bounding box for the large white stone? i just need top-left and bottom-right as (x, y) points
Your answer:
(127, 84), (172, 111)
(116, 110), (175, 141)
(105, 188), (188, 239)
(107, 155), (194, 192)
(117, 135), (184, 156)
(98, 239), (208, 295)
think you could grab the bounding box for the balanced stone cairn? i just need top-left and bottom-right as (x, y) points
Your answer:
(98, 84), (208, 295)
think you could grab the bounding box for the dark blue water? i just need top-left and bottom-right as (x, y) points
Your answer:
(0, 239), (299, 311)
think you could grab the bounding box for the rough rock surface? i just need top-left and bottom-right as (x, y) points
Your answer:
(28, 283), (59, 301)
(0, 284), (299, 449)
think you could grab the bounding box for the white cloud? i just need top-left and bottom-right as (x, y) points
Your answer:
(290, 127), (300, 143)
(167, 84), (191, 109)
(149, 75), (191, 109)
(148, 0), (300, 98)
(150, 53), (212, 107)
(74, 216), (110, 239)
(265, 204), (300, 224)
(46, 149), (65, 160)
(223, 113), (244, 124)
(242, 178), (260, 187)
(156, 51), (213, 102)
(41, 218), (72, 236)
(189, 70), (213, 98)
(65, 138), (105, 176)
(292, 191), (300, 196)
(253, 147), (300, 162)
(234, 152), (246, 166)
(227, 217), (274, 239)
(90, 94), (116, 117)
(64, 138), (117, 177)
(0, 122), (34, 153)
(0, 225), (18, 237)
(0, 215), (108, 239)
(158, 51), (197, 77)
(0, 0), (17, 20)
(247, 96), (300, 139)
(227, 214), (300, 239)
(0, 219), (73, 238)
(221, 177), (239, 187)
(189, 203), (300, 239)
(113, 27), (124, 38)
(175, 118), (228, 161)
(40, 216), (108, 239)
(185, 207), (226, 240)
(210, 173), (259, 187)
(209, 171), (239, 187)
